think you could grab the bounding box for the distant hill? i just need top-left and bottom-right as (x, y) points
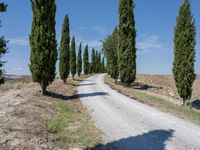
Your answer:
(3, 74), (31, 80)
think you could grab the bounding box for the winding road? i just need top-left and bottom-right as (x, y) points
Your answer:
(78, 74), (200, 150)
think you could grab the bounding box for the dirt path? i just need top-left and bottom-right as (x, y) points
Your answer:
(78, 74), (200, 150)
(0, 81), (66, 150)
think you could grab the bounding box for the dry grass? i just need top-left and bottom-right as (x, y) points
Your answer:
(136, 74), (200, 102)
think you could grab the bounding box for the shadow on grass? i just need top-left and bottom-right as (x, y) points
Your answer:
(131, 82), (163, 91)
(85, 129), (174, 150)
(191, 99), (200, 110)
(46, 91), (108, 101)
(68, 83), (96, 87)
(73, 78), (91, 82)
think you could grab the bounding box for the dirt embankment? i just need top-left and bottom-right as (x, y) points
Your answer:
(0, 80), (76, 150)
(135, 74), (200, 103)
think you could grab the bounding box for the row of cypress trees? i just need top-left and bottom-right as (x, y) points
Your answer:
(90, 48), (105, 74)
(0, 3), (8, 84)
(29, 0), (196, 105)
(29, 1), (105, 95)
(59, 15), (105, 83)
(104, 0), (196, 105)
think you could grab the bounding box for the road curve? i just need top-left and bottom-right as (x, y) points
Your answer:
(78, 74), (200, 150)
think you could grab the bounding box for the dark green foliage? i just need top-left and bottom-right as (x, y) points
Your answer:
(83, 45), (89, 75)
(0, 2), (7, 84)
(91, 48), (96, 73)
(102, 27), (119, 84)
(59, 15), (70, 83)
(29, 0), (57, 95)
(118, 0), (136, 86)
(91, 49), (102, 74)
(89, 62), (93, 74)
(97, 52), (101, 73)
(77, 42), (82, 77)
(95, 51), (98, 73)
(173, 0), (196, 105)
(70, 36), (76, 79)
(101, 57), (105, 73)
(0, 3), (7, 12)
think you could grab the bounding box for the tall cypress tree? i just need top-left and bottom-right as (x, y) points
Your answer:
(98, 52), (101, 73)
(29, 0), (57, 95)
(77, 42), (82, 77)
(84, 45), (89, 75)
(59, 15), (70, 83)
(91, 48), (96, 73)
(95, 50), (98, 73)
(0, 3), (7, 84)
(118, 0), (136, 86)
(173, 0), (196, 106)
(101, 57), (105, 73)
(70, 36), (76, 79)
(102, 27), (119, 83)
(89, 62), (93, 74)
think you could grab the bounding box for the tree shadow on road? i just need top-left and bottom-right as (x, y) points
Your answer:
(85, 129), (174, 150)
(46, 91), (108, 101)
(68, 83), (96, 87)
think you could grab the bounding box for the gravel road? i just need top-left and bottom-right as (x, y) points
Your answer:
(78, 74), (200, 150)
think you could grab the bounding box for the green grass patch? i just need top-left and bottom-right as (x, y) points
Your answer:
(48, 100), (102, 148)
(105, 75), (200, 125)
(48, 76), (102, 148)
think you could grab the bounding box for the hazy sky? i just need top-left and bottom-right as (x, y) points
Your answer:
(1, 0), (200, 75)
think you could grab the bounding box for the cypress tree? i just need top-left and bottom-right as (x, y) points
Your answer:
(118, 0), (136, 86)
(89, 62), (92, 74)
(59, 15), (70, 83)
(101, 57), (105, 73)
(102, 27), (119, 84)
(29, 0), (57, 95)
(91, 48), (95, 73)
(98, 52), (101, 73)
(70, 36), (76, 79)
(95, 50), (98, 73)
(173, 0), (196, 106)
(0, 3), (7, 84)
(83, 45), (89, 75)
(77, 42), (82, 77)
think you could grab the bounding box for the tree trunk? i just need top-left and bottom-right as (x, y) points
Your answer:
(123, 83), (130, 87)
(182, 99), (187, 106)
(41, 80), (47, 96)
(115, 78), (117, 85)
(63, 79), (67, 84)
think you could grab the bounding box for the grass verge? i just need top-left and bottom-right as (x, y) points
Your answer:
(48, 76), (103, 149)
(105, 74), (200, 125)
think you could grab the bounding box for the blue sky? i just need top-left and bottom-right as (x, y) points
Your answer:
(0, 0), (200, 75)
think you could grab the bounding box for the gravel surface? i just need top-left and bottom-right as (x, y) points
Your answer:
(78, 74), (200, 150)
